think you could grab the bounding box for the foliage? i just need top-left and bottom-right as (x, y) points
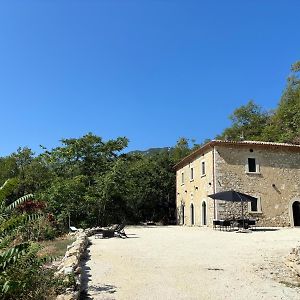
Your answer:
(171, 137), (192, 161)
(0, 179), (58, 298)
(124, 151), (176, 223)
(26, 133), (197, 228)
(262, 63), (300, 143)
(217, 100), (270, 141)
(0, 243), (59, 300)
(218, 61), (300, 144)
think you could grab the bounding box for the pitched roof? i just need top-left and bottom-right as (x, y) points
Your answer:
(174, 140), (300, 170)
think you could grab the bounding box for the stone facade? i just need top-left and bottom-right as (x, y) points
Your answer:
(175, 140), (300, 227)
(176, 147), (215, 227)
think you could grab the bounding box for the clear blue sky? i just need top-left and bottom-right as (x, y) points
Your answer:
(0, 0), (299, 156)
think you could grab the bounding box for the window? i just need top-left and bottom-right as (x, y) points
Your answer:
(247, 157), (259, 173)
(181, 172), (184, 185)
(248, 158), (256, 172)
(201, 161), (206, 176)
(190, 167), (194, 180)
(248, 196), (262, 213)
(250, 198), (257, 211)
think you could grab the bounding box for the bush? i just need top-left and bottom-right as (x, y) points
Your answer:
(0, 243), (65, 300)
(17, 216), (58, 242)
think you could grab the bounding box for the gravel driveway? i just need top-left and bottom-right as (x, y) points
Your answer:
(82, 226), (300, 300)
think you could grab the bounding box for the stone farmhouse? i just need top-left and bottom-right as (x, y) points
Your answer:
(175, 140), (300, 227)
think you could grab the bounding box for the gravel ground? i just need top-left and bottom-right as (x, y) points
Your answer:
(82, 226), (300, 300)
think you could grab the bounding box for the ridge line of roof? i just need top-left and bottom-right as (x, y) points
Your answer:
(174, 140), (300, 170)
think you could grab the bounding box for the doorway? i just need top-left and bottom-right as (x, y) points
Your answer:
(191, 203), (194, 225)
(292, 201), (300, 226)
(202, 201), (207, 225)
(181, 204), (185, 225)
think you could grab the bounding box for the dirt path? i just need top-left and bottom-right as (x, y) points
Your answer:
(82, 226), (300, 300)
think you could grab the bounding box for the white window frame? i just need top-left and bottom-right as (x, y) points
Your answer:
(245, 157), (260, 174)
(248, 196), (262, 213)
(201, 160), (206, 176)
(190, 167), (194, 181)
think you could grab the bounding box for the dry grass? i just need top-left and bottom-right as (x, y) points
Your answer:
(38, 235), (76, 258)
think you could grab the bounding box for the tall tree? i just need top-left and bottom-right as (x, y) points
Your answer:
(262, 61), (300, 143)
(217, 100), (270, 141)
(171, 137), (192, 162)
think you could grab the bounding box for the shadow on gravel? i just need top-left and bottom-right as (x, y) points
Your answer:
(89, 284), (117, 293)
(252, 228), (279, 232)
(79, 245), (118, 300)
(116, 235), (140, 239)
(80, 285), (117, 300)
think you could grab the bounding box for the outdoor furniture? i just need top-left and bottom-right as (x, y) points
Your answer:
(115, 222), (127, 238)
(102, 224), (119, 238)
(208, 190), (258, 229)
(212, 217), (257, 232)
(94, 224), (119, 239)
(69, 226), (79, 232)
(213, 219), (233, 231)
(248, 219), (256, 230)
(94, 223), (127, 239)
(219, 220), (231, 231)
(237, 218), (257, 230)
(213, 219), (221, 230)
(237, 219), (249, 229)
(228, 218), (238, 230)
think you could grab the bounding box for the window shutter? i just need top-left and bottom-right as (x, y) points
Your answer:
(256, 162), (260, 173)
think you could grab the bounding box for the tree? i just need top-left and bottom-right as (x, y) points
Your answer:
(262, 62), (300, 143)
(217, 100), (270, 141)
(40, 175), (88, 228)
(89, 158), (129, 226)
(39, 133), (130, 228)
(124, 150), (176, 224)
(43, 133), (128, 179)
(171, 137), (192, 162)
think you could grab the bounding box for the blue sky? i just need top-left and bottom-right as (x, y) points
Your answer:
(0, 0), (299, 155)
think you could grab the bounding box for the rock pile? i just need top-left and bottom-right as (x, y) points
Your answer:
(285, 246), (300, 277)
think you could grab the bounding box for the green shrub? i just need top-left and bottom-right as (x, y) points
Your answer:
(0, 243), (65, 300)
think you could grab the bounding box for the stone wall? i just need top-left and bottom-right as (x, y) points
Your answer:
(215, 145), (300, 226)
(217, 201), (249, 220)
(55, 228), (103, 300)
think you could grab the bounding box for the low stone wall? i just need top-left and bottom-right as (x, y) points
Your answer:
(55, 227), (104, 300)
